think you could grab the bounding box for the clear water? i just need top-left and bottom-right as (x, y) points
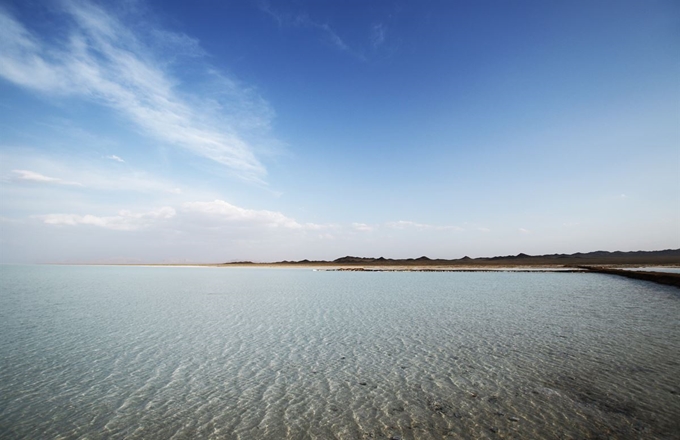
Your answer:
(1, 266), (679, 439)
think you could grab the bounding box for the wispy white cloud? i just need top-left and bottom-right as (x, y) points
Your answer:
(37, 207), (176, 231)
(315, 22), (351, 53)
(386, 220), (426, 230)
(106, 155), (125, 163)
(10, 169), (82, 186)
(258, 1), (363, 60)
(183, 199), (325, 231)
(519, 228), (530, 234)
(351, 222), (374, 232)
(30, 197), (500, 263)
(3, 155), (185, 195)
(86, 173), (184, 194)
(36, 198), (334, 235)
(0, 2), (269, 181)
(1, 151), (195, 198)
(0, 216), (23, 224)
(386, 220), (463, 231)
(148, 29), (206, 58)
(258, 1), (284, 27)
(371, 23), (386, 48)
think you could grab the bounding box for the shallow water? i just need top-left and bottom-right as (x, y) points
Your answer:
(1, 266), (679, 439)
(620, 267), (680, 274)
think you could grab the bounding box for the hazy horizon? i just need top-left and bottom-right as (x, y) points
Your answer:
(4, 247), (678, 266)
(1, 0), (678, 263)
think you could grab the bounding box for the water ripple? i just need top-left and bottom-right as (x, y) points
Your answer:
(1, 267), (679, 439)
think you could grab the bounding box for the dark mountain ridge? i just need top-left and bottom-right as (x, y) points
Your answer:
(228, 249), (680, 266)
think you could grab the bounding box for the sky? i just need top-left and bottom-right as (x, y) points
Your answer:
(0, 0), (678, 263)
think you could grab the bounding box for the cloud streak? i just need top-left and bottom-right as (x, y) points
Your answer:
(258, 1), (364, 60)
(2, 154), (186, 195)
(33, 199), (477, 242)
(371, 23), (386, 49)
(183, 199), (325, 231)
(352, 222), (374, 232)
(34, 198), (333, 241)
(38, 207), (176, 231)
(0, 2), (269, 181)
(386, 220), (463, 231)
(11, 169), (82, 186)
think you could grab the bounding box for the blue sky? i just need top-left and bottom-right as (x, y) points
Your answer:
(0, 0), (678, 263)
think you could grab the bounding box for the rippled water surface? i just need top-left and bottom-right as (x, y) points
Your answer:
(1, 266), (679, 439)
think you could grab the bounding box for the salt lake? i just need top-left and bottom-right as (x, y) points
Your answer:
(1, 266), (678, 439)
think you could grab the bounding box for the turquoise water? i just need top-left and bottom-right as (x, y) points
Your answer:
(1, 266), (679, 439)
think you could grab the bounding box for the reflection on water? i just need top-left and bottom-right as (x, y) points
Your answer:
(619, 266), (680, 274)
(1, 266), (679, 439)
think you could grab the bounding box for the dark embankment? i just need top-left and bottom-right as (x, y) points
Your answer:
(226, 249), (680, 268)
(581, 267), (680, 289)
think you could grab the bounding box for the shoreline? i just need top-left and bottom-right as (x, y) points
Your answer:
(34, 263), (680, 289)
(40, 262), (680, 271)
(578, 266), (680, 289)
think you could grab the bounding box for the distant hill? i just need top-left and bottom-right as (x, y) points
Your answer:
(227, 249), (680, 266)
